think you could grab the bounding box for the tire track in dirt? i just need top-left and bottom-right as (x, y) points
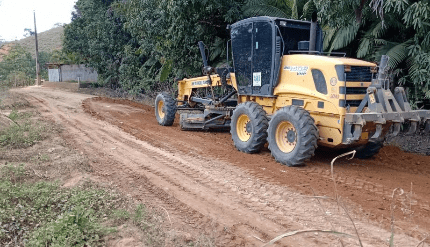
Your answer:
(84, 97), (430, 236)
(84, 97), (430, 243)
(24, 93), (251, 246)
(24, 90), (319, 246)
(80, 97), (424, 246)
(16, 87), (427, 246)
(300, 163), (430, 212)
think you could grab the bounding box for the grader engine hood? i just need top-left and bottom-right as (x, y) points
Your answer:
(342, 55), (430, 144)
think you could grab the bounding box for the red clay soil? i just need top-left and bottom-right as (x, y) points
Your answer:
(16, 85), (430, 246)
(83, 97), (430, 242)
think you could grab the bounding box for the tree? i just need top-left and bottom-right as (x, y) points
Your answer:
(317, 0), (430, 105)
(64, 0), (138, 90)
(243, 0), (317, 20)
(53, 23), (65, 28)
(23, 28), (35, 37)
(116, 0), (244, 80)
(64, 0), (245, 94)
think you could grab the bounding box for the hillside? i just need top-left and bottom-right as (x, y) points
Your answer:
(0, 26), (64, 60)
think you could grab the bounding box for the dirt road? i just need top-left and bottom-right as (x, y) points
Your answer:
(15, 86), (429, 246)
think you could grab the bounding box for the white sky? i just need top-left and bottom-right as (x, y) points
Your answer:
(0, 0), (77, 41)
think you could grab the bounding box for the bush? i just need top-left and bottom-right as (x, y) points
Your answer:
(4, 71), (33, 87)
(0, 45), (51, 88)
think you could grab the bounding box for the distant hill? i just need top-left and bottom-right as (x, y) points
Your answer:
(0, 26), (64, 60)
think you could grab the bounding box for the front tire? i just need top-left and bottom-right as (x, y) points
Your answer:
(231, 102), (268, 153)
(268, 106), (318, 166)
(155, 92), (177, 126)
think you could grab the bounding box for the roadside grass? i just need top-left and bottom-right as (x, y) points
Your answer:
(0, 163), (208, 247)
(0, 163), (118, 246)
(112, 204), (168, 246)
(0, 110), (47, 149)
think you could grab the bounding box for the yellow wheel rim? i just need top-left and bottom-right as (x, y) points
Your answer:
(276, 121), (297, 153)
(157, 100), (165, 119)
(236, 114), (251, 142)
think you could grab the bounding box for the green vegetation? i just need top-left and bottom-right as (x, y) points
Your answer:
(0, 163), (116, 246)
(317, 0), (430, 105)
(0, 110), (46, 149)
(0, 44), (51, 87)
(0, 163), (202, 246)
(0, 26), (71, 88)
(63, 0), (244, 94)
(62, 0), (430, 106)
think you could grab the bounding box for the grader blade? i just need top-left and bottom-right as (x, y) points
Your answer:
(425, 119), (430, 133)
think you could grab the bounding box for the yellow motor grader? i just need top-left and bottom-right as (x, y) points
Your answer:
(155, 14), (430, 166)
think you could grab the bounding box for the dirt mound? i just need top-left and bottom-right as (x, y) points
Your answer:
(0, 114), (15, 132)
(386, 131), (430, 155)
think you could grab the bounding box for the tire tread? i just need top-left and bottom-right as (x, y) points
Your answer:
(268, 106), (319, 166)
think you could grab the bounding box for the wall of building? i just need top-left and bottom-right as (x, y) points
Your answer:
(48, 64), (98, 82)
(48, 69), (60, 82)
(43, 81), (80, 90)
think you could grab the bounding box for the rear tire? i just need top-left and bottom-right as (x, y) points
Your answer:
(231, 102), (268, 153)
(354, 141), (383, 159)
(155, 92), (177, 126)
(267, 106), (318, 166)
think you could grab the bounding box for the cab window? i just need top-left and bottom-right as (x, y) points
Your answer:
(311, 69), (328, 94)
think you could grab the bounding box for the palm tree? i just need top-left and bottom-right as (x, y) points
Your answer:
(320, 0), (430, 105)
(243, 0), (317, 20)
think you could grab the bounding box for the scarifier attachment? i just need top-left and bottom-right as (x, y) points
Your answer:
(179, 107), (233, 130)
(343, 55), (430, 144)
(425, 119), (430, 132)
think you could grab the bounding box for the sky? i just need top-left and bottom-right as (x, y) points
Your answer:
(0, 0), (77, 41)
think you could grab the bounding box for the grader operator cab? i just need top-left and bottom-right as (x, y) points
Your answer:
(155, 14), (430, 166)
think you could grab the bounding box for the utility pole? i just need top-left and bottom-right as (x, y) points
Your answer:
(34, 11), (41, 86)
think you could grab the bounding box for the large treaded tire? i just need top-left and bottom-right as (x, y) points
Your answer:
(155, 92), (177, 126)
(231, 102), (268, 153)
(268, 106), (318, 166)
(354, 141), (384, 159)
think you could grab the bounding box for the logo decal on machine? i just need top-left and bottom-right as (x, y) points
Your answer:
(330, 77), (337, 86)
(283, 66), (309, 76)
(191, 80), (210, 86)
(253, 72), (262, 87)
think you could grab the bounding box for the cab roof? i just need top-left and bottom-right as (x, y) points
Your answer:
(231, 16), (315, 27)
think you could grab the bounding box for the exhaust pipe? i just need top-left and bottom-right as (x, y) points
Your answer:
(378, 55), (389, 80)
(198, 41), (208, 67)
(309, 11), (317, 53)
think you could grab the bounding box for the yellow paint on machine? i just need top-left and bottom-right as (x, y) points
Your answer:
(176, 54), (377, 148)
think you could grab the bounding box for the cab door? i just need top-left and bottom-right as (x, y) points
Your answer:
(231, 22), (253, 95)
(252, 21), (275, 96)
